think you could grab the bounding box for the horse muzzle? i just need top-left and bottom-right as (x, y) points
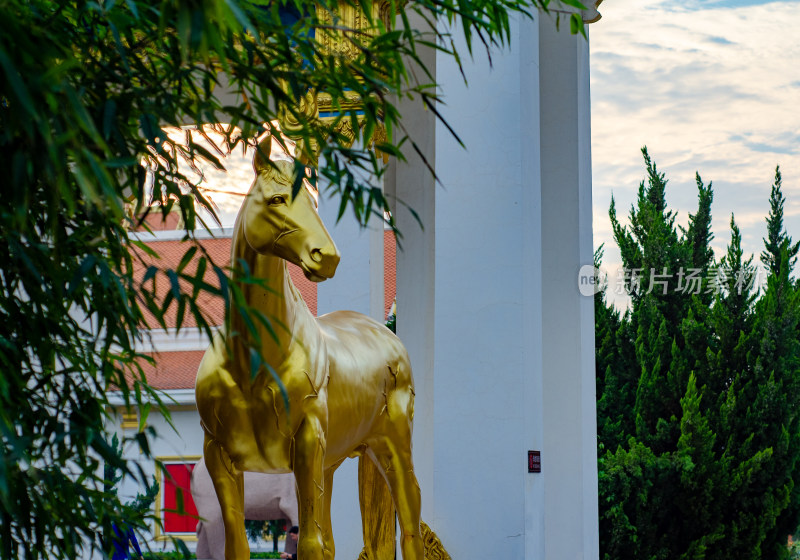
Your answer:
(302, 246), (340, 282)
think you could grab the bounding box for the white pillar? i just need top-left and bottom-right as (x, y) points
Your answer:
(392, 7), (439, 525)
(316, 175), (385, 560)
(539, 13), (599, 560)
(393, 7), (598, 560)
(427, 13), (537, 559)
(520, 15), (546, 560)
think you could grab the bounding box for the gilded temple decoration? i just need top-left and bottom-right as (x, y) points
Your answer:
(315, 1), (395, 60)
(277, 1), (395, 164)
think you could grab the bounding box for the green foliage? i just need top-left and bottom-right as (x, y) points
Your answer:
(141, 552), (192, 560)
(103, 433), (160, 555)
(245, 519), (268, 544)
(244, 517), (287, 549)
(266, 519), (289, 552)
(595, 244), (636, 452)
(598, 152), (800, 560)
(386, 303), (397, 333)
(0, 1), (586, 559)
(106, 434), (160, 517)
(761, 167), (800, 275)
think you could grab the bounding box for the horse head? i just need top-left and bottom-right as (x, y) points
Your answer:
(242, 135), (340, 282)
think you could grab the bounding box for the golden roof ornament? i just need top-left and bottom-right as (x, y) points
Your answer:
(277, 0), (396, 165)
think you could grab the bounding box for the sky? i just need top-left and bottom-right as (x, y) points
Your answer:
(590, 0), (800, 305)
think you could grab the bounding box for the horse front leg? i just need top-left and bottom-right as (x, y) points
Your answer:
(294, 416), (327, 560)
(321, 459), (344, 560)
(204, 435), (249, 560)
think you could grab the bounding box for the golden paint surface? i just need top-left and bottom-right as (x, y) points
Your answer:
(195, 136), (439, 560)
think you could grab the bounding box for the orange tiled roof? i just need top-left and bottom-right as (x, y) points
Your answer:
(132, 237), (230, 329)
(136, 210), (181, 232)
(384, 230), (396, 319)
(138, 350), (206, 390)
(132, 236), (318, 329)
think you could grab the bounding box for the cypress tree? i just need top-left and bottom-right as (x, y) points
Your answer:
(683, 172), (715, 303)
(747, 246), (800, 559)
(707, 216), (756, 398)
(595, 245), (637, 452)
(598, 156), (800, 559)
(761, 166), (799, 275)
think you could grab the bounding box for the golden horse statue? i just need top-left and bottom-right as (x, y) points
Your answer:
(195, 135), (429, 560)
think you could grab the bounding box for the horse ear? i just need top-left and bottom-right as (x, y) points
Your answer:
(253, 135), (272, 174)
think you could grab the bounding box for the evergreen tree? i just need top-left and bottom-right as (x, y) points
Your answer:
(746, 246), (800, 559)
(245, 519), (267, 546)
(683, 173), (715, 306)
(595, 245), (636, 452)
(598, 156), (800, 559)
(266, 520), (289, 552)
(706, 216), (756, 405)
(761, 166), (799, 275)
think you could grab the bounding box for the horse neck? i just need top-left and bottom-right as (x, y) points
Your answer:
(228, 215), (299, 375)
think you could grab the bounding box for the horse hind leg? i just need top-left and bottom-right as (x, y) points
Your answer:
(366, 436), (423, 560)
(357, 454), (396, 560)
(204, 435), (249, 560)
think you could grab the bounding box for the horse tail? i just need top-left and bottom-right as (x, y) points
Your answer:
(357, 454), (395, 560)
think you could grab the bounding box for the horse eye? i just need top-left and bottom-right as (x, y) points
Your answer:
(269, 195), (287, 206)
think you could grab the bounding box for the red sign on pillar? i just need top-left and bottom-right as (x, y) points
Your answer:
(528, 450), (541, 473)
